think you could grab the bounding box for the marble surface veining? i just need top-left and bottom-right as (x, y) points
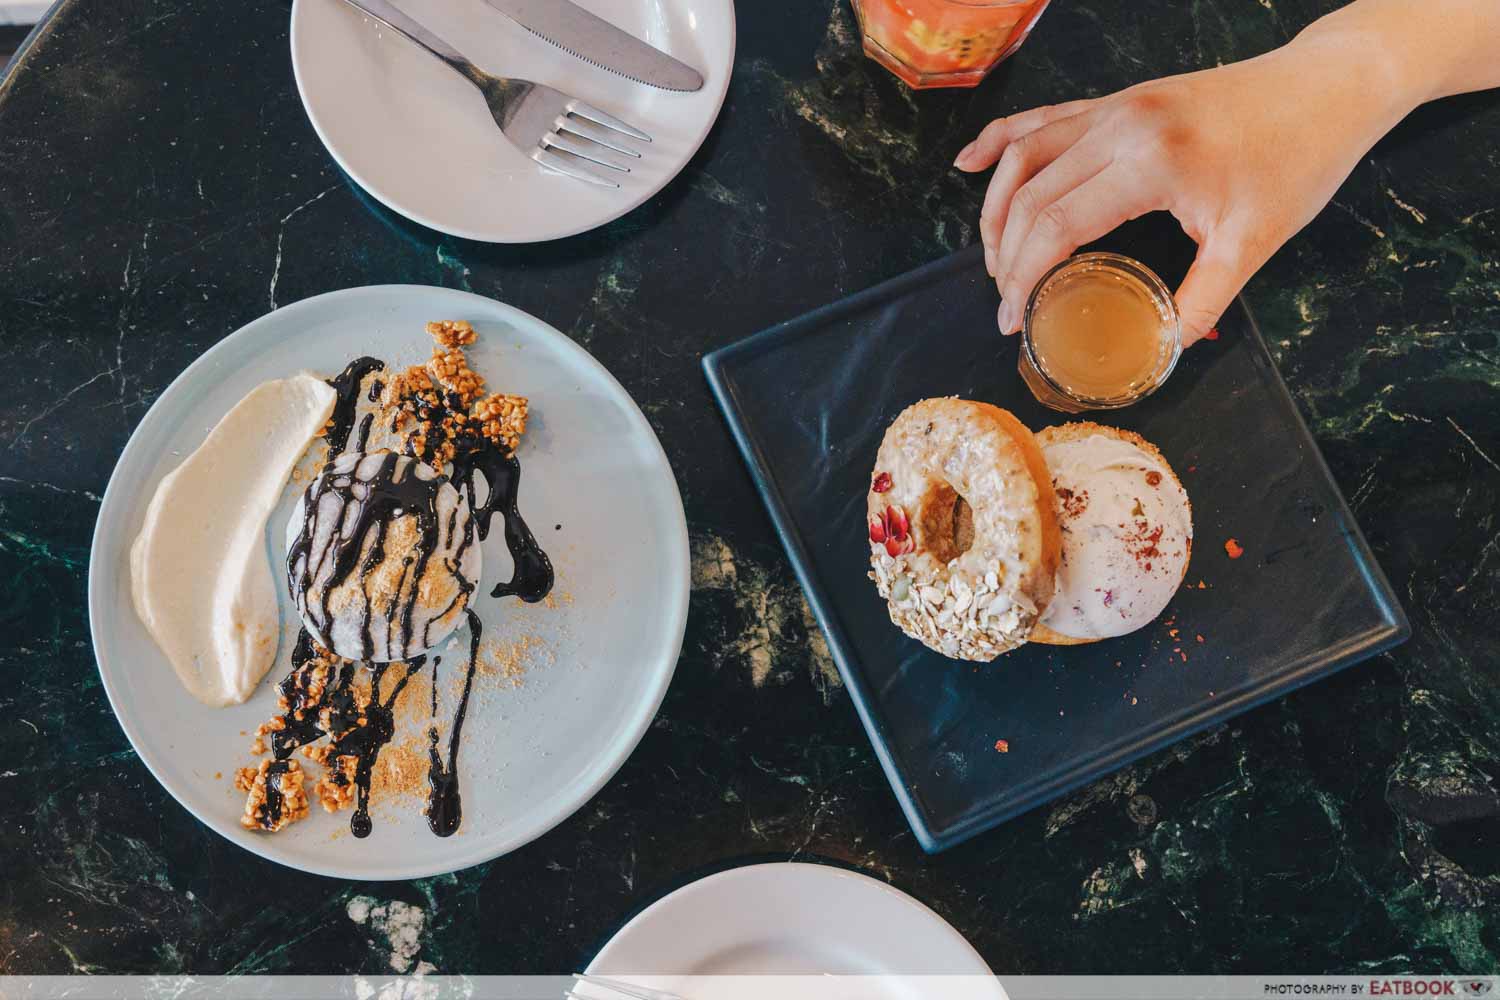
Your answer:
(1, 0), (1498, 976)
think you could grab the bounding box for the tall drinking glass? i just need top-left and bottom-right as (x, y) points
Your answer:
(852, 0), (1053, 89)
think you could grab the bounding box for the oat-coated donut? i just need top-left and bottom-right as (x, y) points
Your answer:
(867, 398), (1061, 661)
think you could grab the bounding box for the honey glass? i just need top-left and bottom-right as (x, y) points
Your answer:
(1017, 253), (1183, 414)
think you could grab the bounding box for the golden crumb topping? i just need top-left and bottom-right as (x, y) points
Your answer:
(314, 754), (360, 813)
(235, 759), (310, 832)
(427, 319), (477, 349)
(475, 392), (528, 454)
(372, 739), (429, 804)
(377, 321), (530, 466)
(429, 348), (485, 403)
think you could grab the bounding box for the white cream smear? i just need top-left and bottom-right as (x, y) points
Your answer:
(130, 374), (337, 706)
(1040, 434), (1192, 640)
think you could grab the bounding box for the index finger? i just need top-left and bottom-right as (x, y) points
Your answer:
(997, 167), (1155, 333)
(954, 98), (1098, 171)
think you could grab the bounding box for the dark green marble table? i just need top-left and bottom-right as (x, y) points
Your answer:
(2, 0), (1498, 976)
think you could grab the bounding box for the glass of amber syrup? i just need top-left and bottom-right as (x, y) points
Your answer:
(1017, 253), (1182, 413)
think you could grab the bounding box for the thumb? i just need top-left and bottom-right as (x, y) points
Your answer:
(1174, 240), (1254, 347)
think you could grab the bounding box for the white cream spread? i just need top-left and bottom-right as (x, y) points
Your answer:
(130, 374), (337, 706)
(1040, 434), (1192, 640)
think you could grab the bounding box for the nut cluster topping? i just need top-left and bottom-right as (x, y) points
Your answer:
(242, 639), (376, 828)
(381, 321), (531, 467)
(250, 646), (339, 755)
(429, 348), (486, 403)
(312, 752), (360, 813)
(426, 319), (477, 349)
(474, 392), (528, 454)
(234, 759), (310, 832)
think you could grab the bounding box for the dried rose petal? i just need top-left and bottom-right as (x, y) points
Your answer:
(872, 471), (892, 493)
(885, 536), (904, 558)
(869, 516), (887, 544)
(887, 505), (909, 540)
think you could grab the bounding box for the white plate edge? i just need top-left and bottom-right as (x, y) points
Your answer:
(287, 0), (738, 244)
(587, 862), (1000, 979)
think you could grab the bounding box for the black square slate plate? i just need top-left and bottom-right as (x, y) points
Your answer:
(703, 242), (1410, 853)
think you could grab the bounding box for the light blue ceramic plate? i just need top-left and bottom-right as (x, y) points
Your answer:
(90, 285), (688, 879)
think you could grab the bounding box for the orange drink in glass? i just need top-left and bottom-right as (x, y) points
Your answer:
(851, 0), (1053, 89)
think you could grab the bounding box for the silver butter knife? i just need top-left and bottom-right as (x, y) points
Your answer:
(482, 0), (705, 93)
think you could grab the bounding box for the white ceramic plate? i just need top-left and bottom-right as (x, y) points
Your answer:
(290, 0), (735, 243)
(88, 286), (689, 880)
(584, 863), (1006, 999)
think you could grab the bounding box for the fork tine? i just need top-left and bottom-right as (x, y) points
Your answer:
(544, 132), (633, 173)
(558, 119), (642, 159)
(566, 100), (652, 143)
(532, 146), (620, 189)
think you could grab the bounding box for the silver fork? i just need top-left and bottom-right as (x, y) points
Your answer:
(566, 973), (684, 1000)
(337, 0), (651, 188)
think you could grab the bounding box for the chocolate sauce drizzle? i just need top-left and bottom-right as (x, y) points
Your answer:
(286, 451), (476, 661)
(326, 357), (386, 456)
(263, 354), (553, 839)
(426, 609), (482, 837)
(354, 412), (375, 453)
(268, 632), (426, 838)
(372, 365), (553, 603)
(452, 448), (554, 602)
(259, 760), (295, 830)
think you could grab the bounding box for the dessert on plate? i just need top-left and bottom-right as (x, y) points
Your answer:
(1030, 422), (1192, 646)
(867, 399), (1192, 660)
(867, 398), (1061, 660)
(287, 451), (482, 663)
(131, 319), (553, 839)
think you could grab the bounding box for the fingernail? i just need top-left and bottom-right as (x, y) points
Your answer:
(997, 300), (1017, 334)
(953, 141), (976, 168)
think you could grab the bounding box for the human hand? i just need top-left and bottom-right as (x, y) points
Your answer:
(954, 27), (1417, 345)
